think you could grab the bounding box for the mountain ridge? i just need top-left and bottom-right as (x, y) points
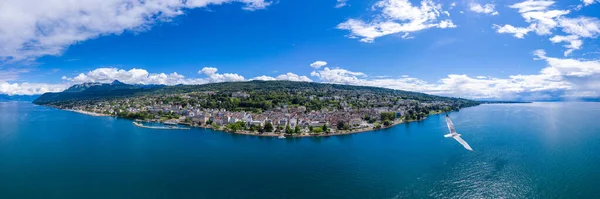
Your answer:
(33, 80), (479, 106)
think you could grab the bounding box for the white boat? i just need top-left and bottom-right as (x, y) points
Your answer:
(278, 133), (286, 139)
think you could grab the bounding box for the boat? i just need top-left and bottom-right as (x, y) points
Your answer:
(278, 133), (286, 139)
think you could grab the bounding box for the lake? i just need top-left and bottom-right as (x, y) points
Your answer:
(1, 102), (600, 198)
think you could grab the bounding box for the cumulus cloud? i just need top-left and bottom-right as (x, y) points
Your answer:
(308, 51), (600, 100)
(0, 0), (271, 63)
(310, 61), (328, 69)
(4, 52), (600, 100)
(493, 24), (532, 38)
(469, 3), (499, 15)
(62, 68), (200, 85)
(337, 0), (456, 43)
(582, 0), (599, 6)
(199, 67), (219, 76)
(60, 67), (248, 87)
(0, 81), (68, 95)
(275, 73), (313, 82)
(251, 75), (277, 81)
(493, 0), (600, 56)
(335, 0), (348, 8)
(251, 72), (312, 82)
(201, 70), (246, 83)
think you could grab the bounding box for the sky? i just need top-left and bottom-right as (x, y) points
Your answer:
(0, 0), (599, 101)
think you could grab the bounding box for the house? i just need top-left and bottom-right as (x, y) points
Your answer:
(232, 92), (250, 98)
(350, 119), (362, 127)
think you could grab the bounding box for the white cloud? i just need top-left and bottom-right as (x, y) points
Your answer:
(4, 52), (600, 100)
(252, 73), (312, 82)
(558, 17), (600, 38)
(582, 0), (599, 6)
(494, 0), (600, 55)
(198, 67), (246, 83)
(61, 67), (246, 87)
(310, 61), (328, 69)
(199, 67), (218, 76)
(335, 0), (348, 8)
(310, 67), (367, 84)
(306, 51), (600, 100)
(493, 24), (532, 38)
(0, 81), (68, 95)
(251, 75), (277, 81)
(549, 35), (582, 56)
(469, 3), (499, 15)
(0, 0), (271, 63)
(63, 68), (201, 85)
(275, 73), (313, 82)
(337, 0), (456, 43)
(509, 0), (555, 13)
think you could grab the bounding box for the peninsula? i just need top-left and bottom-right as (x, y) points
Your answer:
(33, 80), (480, 136)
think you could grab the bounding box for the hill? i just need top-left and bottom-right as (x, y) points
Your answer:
(34, 80), (163, 104)
(34, 80), (479, 109)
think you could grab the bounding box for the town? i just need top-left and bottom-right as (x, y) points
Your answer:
(43, 81), (480, 137)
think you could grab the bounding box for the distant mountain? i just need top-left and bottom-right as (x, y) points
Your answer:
(34, 80), (164, 104)
(0, 94), (41, 102)
(33, 80), (479, 107)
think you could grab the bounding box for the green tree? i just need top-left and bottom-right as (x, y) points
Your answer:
(312, 126), (323, 134)
(294, 126), (301, 134)
(285, 124), (293, 134)
(322, 124), (328, 132)
(383, 120), (392, 126)
(380, 112), (396, 121)
(337, 121), (346, 130)
(264, 122), (274, 132)
(374, 123), (382, 129)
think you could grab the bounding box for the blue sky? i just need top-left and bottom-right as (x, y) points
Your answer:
(1, 0), (599, 100)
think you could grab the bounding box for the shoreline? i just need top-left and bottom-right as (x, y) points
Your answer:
(67, 109), (112, 117)
(188, 113), (439, 138)
(63, 107), (447, 138)
(133, 121), (190, 130)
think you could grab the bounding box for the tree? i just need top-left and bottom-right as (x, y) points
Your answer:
(285, 124), (293, 134)
(343, 123), (351, 130)
(322, 124), (328, 132)
(312, 126), (323, 134)
(374, 123), (382, 129)
(294, 126), (301, 134)
(337, 121), (346, 130)
(368, 118), (376, 123)
(264, 122), (274, 132)
(363, 114), (371, 121)
(380, 112), (395, 121)
(383, 120), (392, 126)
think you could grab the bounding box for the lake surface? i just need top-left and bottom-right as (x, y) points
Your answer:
(1, 102), (600, 199)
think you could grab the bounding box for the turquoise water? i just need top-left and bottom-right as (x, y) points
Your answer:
(1, 102), (600, 198)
